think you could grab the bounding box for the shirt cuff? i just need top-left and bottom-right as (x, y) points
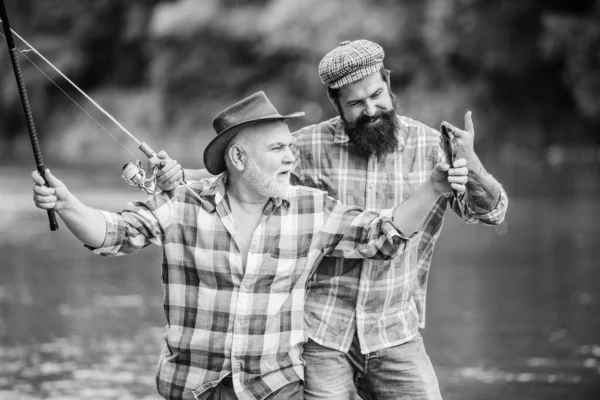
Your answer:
(381, 207), (417, 241)
(465, 187), (506, 219)
(83, 210), (119, 254)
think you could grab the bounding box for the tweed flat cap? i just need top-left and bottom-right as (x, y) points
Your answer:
(318, 40), (385, 89)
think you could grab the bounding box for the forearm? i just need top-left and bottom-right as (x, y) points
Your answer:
(57, 194), (107, 248)
(183, 168), (214, 181)
(465, 156), (502, 213)
(393, 180), (440, 236)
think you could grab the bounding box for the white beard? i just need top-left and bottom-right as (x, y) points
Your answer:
(244, 157), (290, 199)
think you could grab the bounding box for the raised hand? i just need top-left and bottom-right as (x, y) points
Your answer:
(441, 112), (503, 211)
(441, 111), (478, 168)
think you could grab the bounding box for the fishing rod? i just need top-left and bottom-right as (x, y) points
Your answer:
(0, 0), (58, 231)
(0, 6), (205, 208)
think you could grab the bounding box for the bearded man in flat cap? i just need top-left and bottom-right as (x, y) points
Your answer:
(159, 40), (508, 399)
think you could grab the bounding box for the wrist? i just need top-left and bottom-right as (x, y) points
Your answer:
(56, 191), (77, 214)
(466, 154), (483, 174)
(427, 176), (444, 198)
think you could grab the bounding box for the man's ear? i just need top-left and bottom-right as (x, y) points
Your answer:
(227, 144), (246, 172)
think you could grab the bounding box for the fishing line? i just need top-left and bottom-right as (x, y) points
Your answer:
(0, 18), (142, 149)
(0, 19), (207, 205)
(0, 30), (138, 158)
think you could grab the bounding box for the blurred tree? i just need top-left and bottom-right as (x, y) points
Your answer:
(1, 0), (599, 164)
(542, 2), (600, 125)
(0, 0), (164, 158)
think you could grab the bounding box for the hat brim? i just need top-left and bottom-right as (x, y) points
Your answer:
(203, 112), (305, 175)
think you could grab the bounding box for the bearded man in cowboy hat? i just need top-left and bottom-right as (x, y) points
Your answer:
(32, 91), (470, 400)
(159, 39), (508, 399)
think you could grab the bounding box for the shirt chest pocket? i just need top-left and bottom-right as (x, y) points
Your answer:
(268, 245), (311, 294)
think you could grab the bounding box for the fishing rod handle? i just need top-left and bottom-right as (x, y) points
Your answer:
(7, 48), (59, 231)
(139, 142), (157, 159)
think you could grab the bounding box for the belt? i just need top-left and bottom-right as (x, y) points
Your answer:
(221, 375), (234, 387)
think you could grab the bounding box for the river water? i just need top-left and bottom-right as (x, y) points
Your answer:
(1, 166), (599, 399)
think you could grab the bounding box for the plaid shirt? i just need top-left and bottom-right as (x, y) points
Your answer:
(89, 173), (407, 400)
(292, 114), (508, 354)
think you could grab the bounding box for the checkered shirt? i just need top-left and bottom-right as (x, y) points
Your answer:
(88, 173), (407, 400)
(292, 114), (509, 354)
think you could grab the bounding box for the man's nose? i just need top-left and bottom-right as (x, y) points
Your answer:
(282, 147), (295, 164)
(363, 100), (377, 117)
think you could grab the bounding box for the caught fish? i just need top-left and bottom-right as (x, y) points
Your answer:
(440, 122), (457, 167)
(439, 121), (501, 210)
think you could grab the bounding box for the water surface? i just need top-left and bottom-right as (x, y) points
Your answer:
(1, 166), (599, 399)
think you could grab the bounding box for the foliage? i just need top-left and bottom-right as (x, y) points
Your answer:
(0, 0), (598, 168)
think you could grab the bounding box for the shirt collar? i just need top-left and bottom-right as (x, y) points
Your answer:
(200, 172), (290, 213)
(333, 117), (350, 144)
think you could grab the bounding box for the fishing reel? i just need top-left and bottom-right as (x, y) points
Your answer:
(121, 160), (159, 194)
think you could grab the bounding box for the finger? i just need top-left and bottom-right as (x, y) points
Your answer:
(449, 126), (468, 139)
(35, 201), (56, 210)
(161, 158), (176, 169)
(447, 175), (468, 185)
(451, 183), (466, 193)
(33, 184), (55, 196)
(465, 111), (474, 134)
(157, 164), (182, 184)
(159, 158), (173, 171)
(36, 202), (56, 210)
(31, 170), (46, 185)
(165, 159), (175, 169)
(34, 193), (58, 204)
(453, 158), (468, 168)
(433, 162), (450, 172)
(148, 156), (161, 169)
(157, 150), (170, 160)
(448, 166), (469, 176)
(44, 169), (63, 188)
(156, 160), (178, 178)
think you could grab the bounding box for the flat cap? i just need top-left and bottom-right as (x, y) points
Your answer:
(318, 40), (385, 89)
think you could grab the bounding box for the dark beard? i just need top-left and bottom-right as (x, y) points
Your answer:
(342, 108), (399, 158)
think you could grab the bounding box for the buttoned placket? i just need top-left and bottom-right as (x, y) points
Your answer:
(355, 154), (379, 351)
(365, 154), (378, 211)
(219, 199), (280, 395)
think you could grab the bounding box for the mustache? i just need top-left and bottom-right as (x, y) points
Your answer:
(350, 108), (395, 129)
(355, 111), (385, 125)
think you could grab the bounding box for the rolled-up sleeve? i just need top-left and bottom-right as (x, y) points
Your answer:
(86, 196), (172, 256)
(437, 144), (509, 226)
(318, 194), (410, 260)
